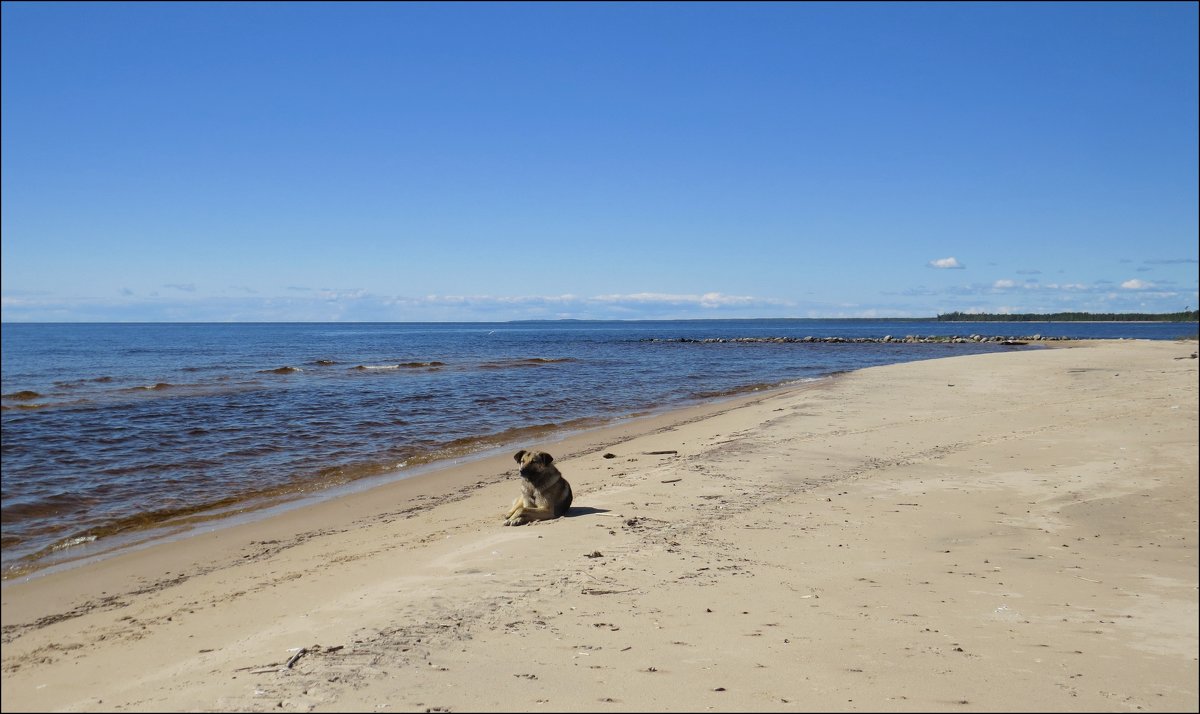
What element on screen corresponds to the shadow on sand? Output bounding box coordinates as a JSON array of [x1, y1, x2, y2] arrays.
[[566, 506, 611, 518]]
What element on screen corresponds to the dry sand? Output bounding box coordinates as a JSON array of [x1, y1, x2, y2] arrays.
[[2, 339, 1197, 713]]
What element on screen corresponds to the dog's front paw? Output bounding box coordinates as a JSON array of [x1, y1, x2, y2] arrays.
[[505, 516, 526, 527]]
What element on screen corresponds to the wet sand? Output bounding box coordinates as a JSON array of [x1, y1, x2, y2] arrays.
[[2, 339, 1197, 712]]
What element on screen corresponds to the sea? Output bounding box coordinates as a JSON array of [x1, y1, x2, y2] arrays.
[[2, 319, 1194, 579]]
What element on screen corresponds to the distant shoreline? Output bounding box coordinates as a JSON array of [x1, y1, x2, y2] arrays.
[[935, 310, 1198, 323]]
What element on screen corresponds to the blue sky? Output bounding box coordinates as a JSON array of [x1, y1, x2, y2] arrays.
[[2, 1, 1197, 322]]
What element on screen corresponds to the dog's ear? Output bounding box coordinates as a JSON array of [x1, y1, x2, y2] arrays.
[[538, 452, 554, 465], [514, 450, 526, 463]]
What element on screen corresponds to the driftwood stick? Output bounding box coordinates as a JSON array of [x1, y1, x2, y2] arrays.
[[233, 663, 281, 672], [285, 647, 309, 669]]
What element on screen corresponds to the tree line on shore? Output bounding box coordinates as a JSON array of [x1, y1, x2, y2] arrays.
[[937, 310, 1199, 322]]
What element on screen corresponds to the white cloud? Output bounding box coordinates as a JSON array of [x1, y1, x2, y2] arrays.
[[1121, 279, 1154, 290], [592, 292, 686, 304], [993, 279, 1016, 289], [928, 257, 965, 269]]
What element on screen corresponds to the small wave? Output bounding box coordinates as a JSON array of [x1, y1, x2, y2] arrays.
[[312, 359, 338, 366], [479, 357, 579, 369], [3, 390, 41, 400], [415, 417, 606, 462], [51, 378, 107, 390], [135, 382, 174, 391], [310, 460, 401, 486], [690, 381, 785, 401], [51, 375, 114, 389], [352, 361, 446, 371], [50, 535, 97, 551], [260, 366, 303, 374], [2, 491, 97, 520]]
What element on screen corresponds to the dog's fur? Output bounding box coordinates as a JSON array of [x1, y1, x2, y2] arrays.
[[504, 449, 573, 526]]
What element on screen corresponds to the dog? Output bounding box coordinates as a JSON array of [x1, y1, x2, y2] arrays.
[[504, 449, 573, 526]]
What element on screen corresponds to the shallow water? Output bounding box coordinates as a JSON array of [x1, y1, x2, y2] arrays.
[[2, 319, 1193, 576]]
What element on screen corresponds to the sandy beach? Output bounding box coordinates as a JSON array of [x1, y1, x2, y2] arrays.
[[2, 338, 1196, 713]]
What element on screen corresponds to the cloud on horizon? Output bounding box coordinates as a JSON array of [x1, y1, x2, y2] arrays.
[[5, 281, 1195, 323], [928, 257, 965, 269], [0, 290, 799, 322], [591, 292, 791, 309], [881, 276, 1196, 315]]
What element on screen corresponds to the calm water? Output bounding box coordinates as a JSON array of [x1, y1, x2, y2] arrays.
[[2, 320, 1193, 577]]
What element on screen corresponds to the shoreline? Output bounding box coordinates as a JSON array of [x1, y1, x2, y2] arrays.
[[0, 336, 1065, 584], [1, 373, 831, 585], [2, 339, 1196, 712]]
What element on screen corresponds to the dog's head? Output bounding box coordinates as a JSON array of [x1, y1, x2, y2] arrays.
[[514, 449, 555, 477]]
